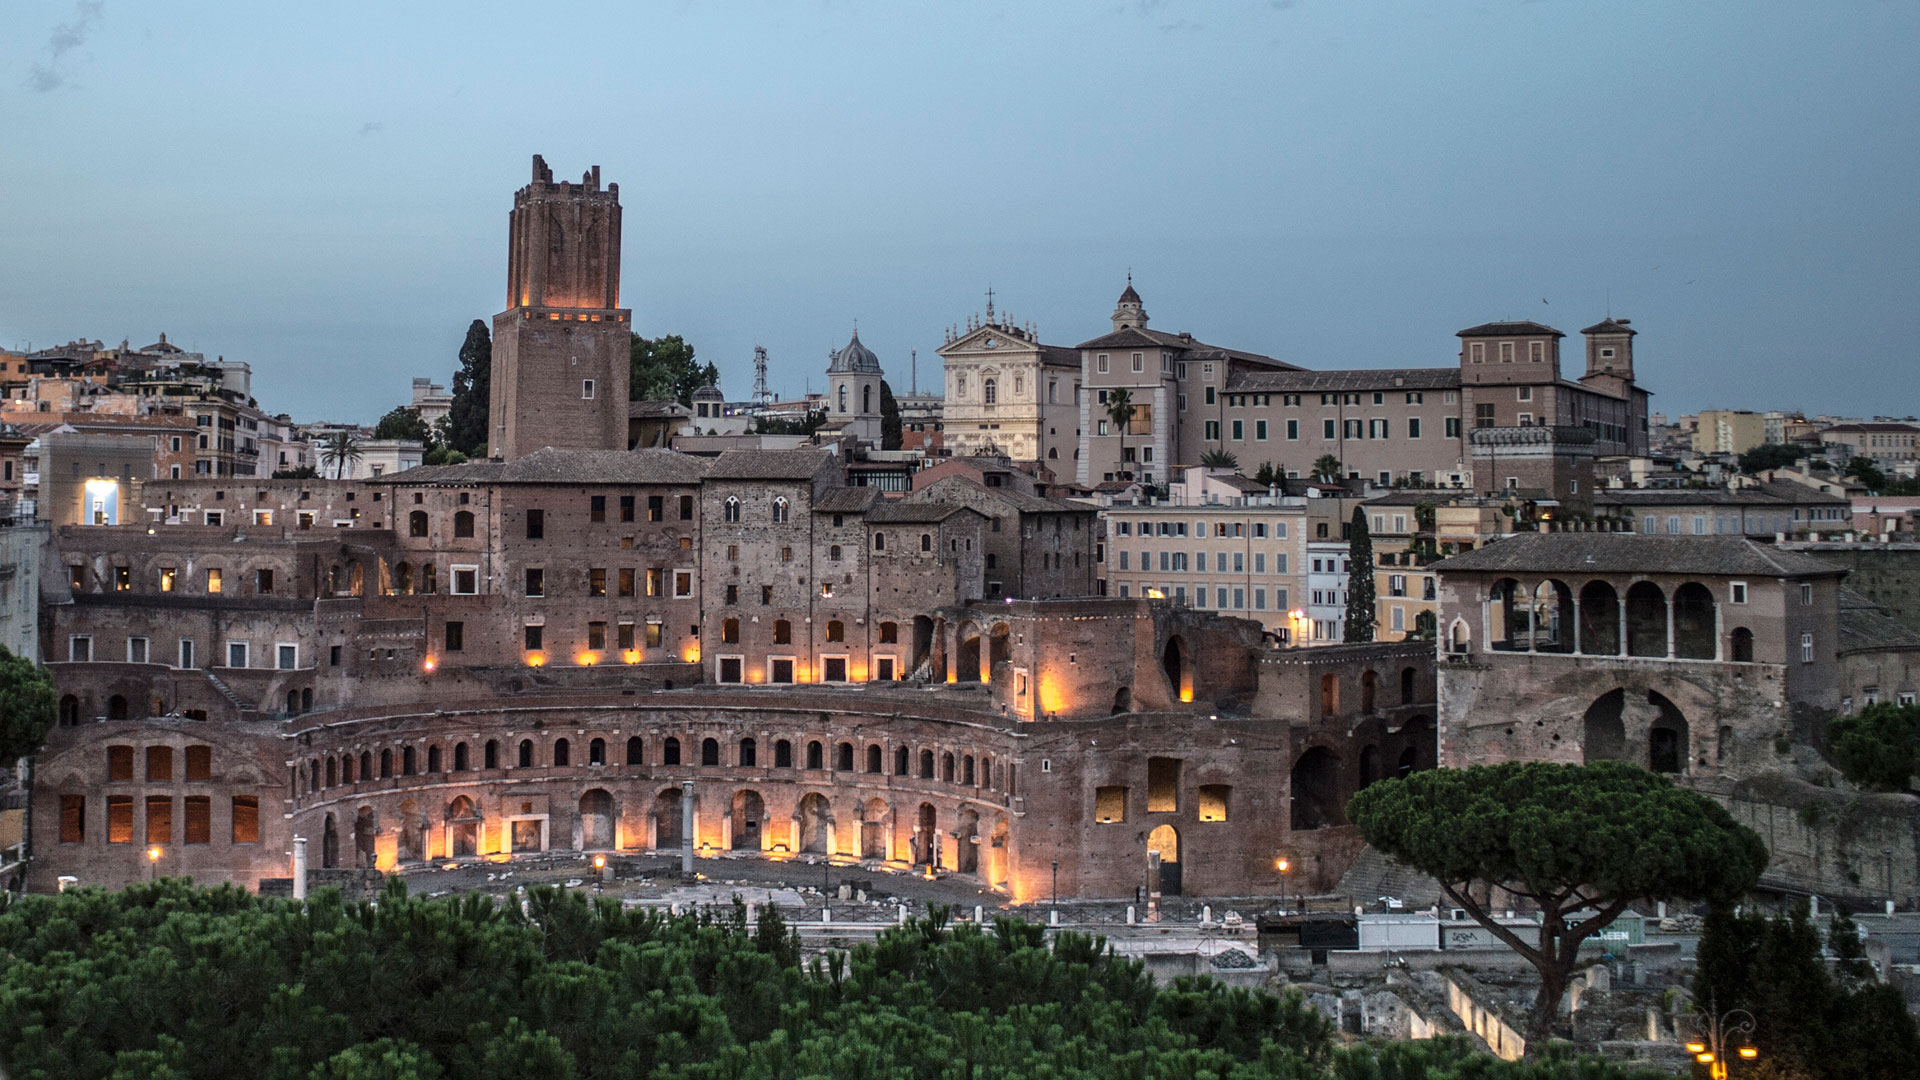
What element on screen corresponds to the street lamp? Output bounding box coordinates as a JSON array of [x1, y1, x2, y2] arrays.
[[1681, 995, 1758, 1080], [1051, 859, 1059, 923], [1276, 856, 1291, 914], [147, 845, 162, 883]]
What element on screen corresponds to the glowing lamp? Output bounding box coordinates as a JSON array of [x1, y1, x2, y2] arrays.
[[1685, 1043, 1706, 1055], [1179, 688, 1193, 703], [592, 854, 607, 869], [1738, 1048, 1758, 1060], [147, 846, 162, 862], [1695, 1052, 1714, 1064], [422, 657, 436, 673], [525, 653, 546, 668], [1289, 609, 1306, 619], [1276, 858, 1290, 873], [576, 652, 598, 666], [622, 650, 640, 664]]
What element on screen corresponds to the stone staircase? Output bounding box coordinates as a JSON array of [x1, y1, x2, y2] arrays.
[[1335, 846, 1446, 910], [199, 669, 250, 716]]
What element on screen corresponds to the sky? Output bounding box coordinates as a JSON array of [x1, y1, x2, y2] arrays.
[[2, 1, 1917, 425]]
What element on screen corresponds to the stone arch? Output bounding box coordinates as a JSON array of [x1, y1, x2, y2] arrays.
[[805, 740, 823, 770], [107, 694, 127, 720], [626, 736, 644, 765], [1319, 673, 1340, 718], [1398, 716, 1433, 776], [359, 750, 372, 780], [796, 792, 833, 855], [1648, 690, 1689, 773], [956, 626, 982, 682], [663, 737, 681, 765], [738, 737, 756, 766], [836, 741, 854, 771], [550, 739, 568, 767], [448, 795, 480, 858], [911, 615, 935, 675], [956, 807, 980, 874], [453, 742, 469, 771], [1148, 824, 1181, 896], [775, 739, 792, 768], [353, 805, 377, 868], [988, 622, 1011, 678], [517, 740, 533, 768], [860, 797, 890, 859], [1449, 617, 1471, 654], [1162, 635, 1192, 702], [731, 789, 765, 850], [1583, 689, 1628, 763], [1625, 582, 1668, 657], [1289, 746, 1344, 830], [1489, 578, 1523, 650], [894, 745, 910, 775], [1673, 582, 1717, 659], [941, 751, 955, 782], [1359, 744, 1380, 789], [1112, 686, 1132, 714], [409, 510, 428, 537], [484, 740, 498, 769], [394, 562, 413, 595], [987, 816, 1010, 888], [651, 787, 683, 850], [920, 749, 935, 778], [322, 813, 339, 868], [396, 798, 422, 863], [59, 694, 79, 726], [578, 789, 614, 850], [866, 744, 883, 773], [913, 802, 937, 866], [1579, 580, 1621, 655], [701, 737, 720, 766], [380, 748, 393, 778], [453, 510, 474, 538], [588, 738, 605, 766], [1532, 580, 1575, 653], [1731, 626, 1754, 663]]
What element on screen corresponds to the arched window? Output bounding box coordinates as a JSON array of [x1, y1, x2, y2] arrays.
[[838, 385, 848, 413], [663, 737, 681, 765], [826, 620, 845, 642], [380, 749, 393, 777], [589, 738, 606, 765], [896, 746, 910, 775], [836, 741, 854, 771], [1731, 627, 1754, 663], [874, 533, 885, 551], [775, 739, 793, 768], [394, 562, 413, 595], [325, 757, 336, 787], [427, 745, 442, 773], [724, 497, 741, 523], [862, 384, 872, 413], [829, 544, 842, 561], [942, 752, 956, 782], [773, 619, 792, 645], [702, 737, 720, 766], [518, 740, 532, 768], [108, 695, 128, 720], [806, 740, 824, 770], [739, 737, 757, 766], [553, 739, 570, 766], [963, 755, 975, 785], [772, 498, 788, 523], [58, 695, 79, 726], [409, 510, 428, 538], [484, 740, 498, 769], [867, 744, 883, 773], [360, 750, 372, 779], [878, 621, 898, 644], [722, 618, 740, 644], [453, 511, 474, 538], [402, 746, 417, 776], [286, 689, 299, 715], [421, 563, 436, 593], [626, 736, 644, 765], [453, 742, 469, 771], [920, 749, 935, 779], [920, 533, 932, 552], [983, 378, 997, 404]]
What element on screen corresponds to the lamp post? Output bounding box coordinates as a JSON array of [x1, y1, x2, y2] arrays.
[[147, 845, 162, 883], [1681, 995, 1758, 1080], [1276, 856, 1291, 915], [1051, 859, 1059, 923]]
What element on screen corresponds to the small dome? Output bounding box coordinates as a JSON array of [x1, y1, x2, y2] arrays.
[[1118, 281, 1142, 305], [828, 329, 882, 374], [692, 384, 724, 401]]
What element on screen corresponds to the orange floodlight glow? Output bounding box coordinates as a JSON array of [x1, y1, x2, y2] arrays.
[[682, 645, 700, 663], [622, 650, 640, 664], [576, 651, 599, 666], [422, 657, 436, 673], [525, 652, 547, 668]]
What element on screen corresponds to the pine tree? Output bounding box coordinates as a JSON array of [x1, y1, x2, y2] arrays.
[[447, 320, 492, 458], [1344, 507, 1375, 642], [879, 380, 902, 451]]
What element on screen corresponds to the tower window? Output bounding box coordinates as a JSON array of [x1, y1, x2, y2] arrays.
[[582, 379, 596, 399]]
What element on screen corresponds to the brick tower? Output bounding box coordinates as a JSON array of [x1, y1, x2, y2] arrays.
[[488, 155, 632, 460]]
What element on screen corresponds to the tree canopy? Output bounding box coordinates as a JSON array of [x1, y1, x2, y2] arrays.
[[0, 878, 1669, 1080], [1348, 761, 1769, 1046], [1827, 702, 1919, 790], [445, 320, 491, 458], [0, 645, 55, 762], [630, 334, 715, 406], [372, 407, 433, 446], [1736, 442, 1806, 476], [1343, 507, 1374, 643], [879, 379, 902, 451]]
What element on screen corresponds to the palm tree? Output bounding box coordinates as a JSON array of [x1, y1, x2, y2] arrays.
[[321, 430, 365, 480], [1106, 388, 1136, 480], [1312, 454, 1343, 483], [1199, 449, 1238, 470]]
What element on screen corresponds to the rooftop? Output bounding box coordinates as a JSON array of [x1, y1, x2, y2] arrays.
[[1226, 368, 1460, 393], [376, 447, 708, 486], [1434, 532, 1847, 577]]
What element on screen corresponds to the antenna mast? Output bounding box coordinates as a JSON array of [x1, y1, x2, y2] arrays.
[[751, 345, 772, 409]]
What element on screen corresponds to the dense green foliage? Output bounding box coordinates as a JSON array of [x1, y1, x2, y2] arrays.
[[1105, 388, 1136, 480], [1736, 443, 1806, 476], [0, 644, 56, 762], [445, 320, 491, 458], [1692, 903, 1920, 1079], [1349, 762, 1769, 1044], [372, 407, 433, 446], [319, 431, 364, 480], [0, 880, 1668, 1080], [1828, 702, 1920, 790], [879, 379, 902, 450], [1344, 507, 1375, 643], [630, 333, 716, 406]]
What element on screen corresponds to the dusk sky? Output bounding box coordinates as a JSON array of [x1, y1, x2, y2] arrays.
[[3, 1, 1916, 425]]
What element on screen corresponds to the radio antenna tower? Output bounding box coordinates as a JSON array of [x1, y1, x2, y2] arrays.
[[751, 345, 772, 408]]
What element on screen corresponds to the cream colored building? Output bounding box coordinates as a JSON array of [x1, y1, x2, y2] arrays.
[[1692, 409, 1768, 455], [936, 300, 1079, 467]]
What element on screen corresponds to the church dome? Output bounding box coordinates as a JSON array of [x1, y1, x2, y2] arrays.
[[692, 384, 724, 401], [828, 329, 882, 374]]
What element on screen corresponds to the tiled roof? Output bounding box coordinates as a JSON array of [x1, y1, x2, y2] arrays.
[[379, 447, 707, 485], [1226, 368, 1460, 393], [1456, 321, 1564, 338], [703, 448, 838, 480], [1434, 532, 1847, 577], [1072, 327, 1297, 369], [1823, 423, 1920, 434], [1837, 588, 1920, 653], [869, 501, 969, 524], [909, 474, 1093, 515], [1580, 319, 1636, 336], [1595, 481, 1849, 507], [813, 487, 882, 513]]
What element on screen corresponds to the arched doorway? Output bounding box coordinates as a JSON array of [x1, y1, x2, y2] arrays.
[[988, 623, 1011, 680], [913, 803, 937, 866], [1398, 717, 1434, 776], [731, 790, 764, 850], [396, 799, 421, 863], [652, 788, 684, 850], [1648, 690, 1689, 773], [956, 629, 982, 682], [578, 789, 614, 850], [1579, 581, 1621, 655], [322, 813, 339, 869], [796, 792, 833, 855], [1583, 690, 1627, 762], [1162, 636, 1190, 702], [1112, 686, 1131, 714], [912, 615, 936, 676], [1148, 824, 1181, 896], [1626, 582, 1668, 657], [861, 797, 890, 859], [987, 817, 1010, 889], [448, 796, 480, 858], [1731, 627, 1754, 662], [956, 808, 979, 874], [1358, 745, 1380, 789], [1289, 747, 1344, 829], [354, 806, 377, 868]]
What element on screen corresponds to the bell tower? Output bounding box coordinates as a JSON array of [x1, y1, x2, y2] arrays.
[[488, 155, 632, 460]]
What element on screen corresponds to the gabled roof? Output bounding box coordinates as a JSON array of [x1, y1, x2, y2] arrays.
[[1227, 368, 1460, 393], [1838, 588, 1920, 654], [908, 473, 1094, 516], [384, 447, 707, 486], [1823, 423, 1920, 434], [1456, 321, 1564, 339], [1580, 319, 1636, 337], [814, 487, 882, 514], [1072, 326, 1297, 369], [1434, 532, 1847, 577], [704, 447, 839, 480], [869, 501, 974, 524]]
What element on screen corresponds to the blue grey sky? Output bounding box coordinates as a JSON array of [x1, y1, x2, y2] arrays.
[[3, 1, 1916, 424]]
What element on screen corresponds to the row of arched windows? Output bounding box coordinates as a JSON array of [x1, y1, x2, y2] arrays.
[[301, 734, 999, 797], [721, 497, 789, 524]]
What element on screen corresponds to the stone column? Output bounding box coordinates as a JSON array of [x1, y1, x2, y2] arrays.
[[1570, 595, 1583, 655], [680, 780, 695, 877], [292, 836, 308, 901], [1665, 596, 1676, 658]]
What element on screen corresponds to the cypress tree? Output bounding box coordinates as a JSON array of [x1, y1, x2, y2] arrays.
[[1344, 507, 1374, 642], [447, 320, 492, 458]]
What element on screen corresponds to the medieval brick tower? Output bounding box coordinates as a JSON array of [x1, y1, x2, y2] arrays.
[[488, 155, 632, 460]]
